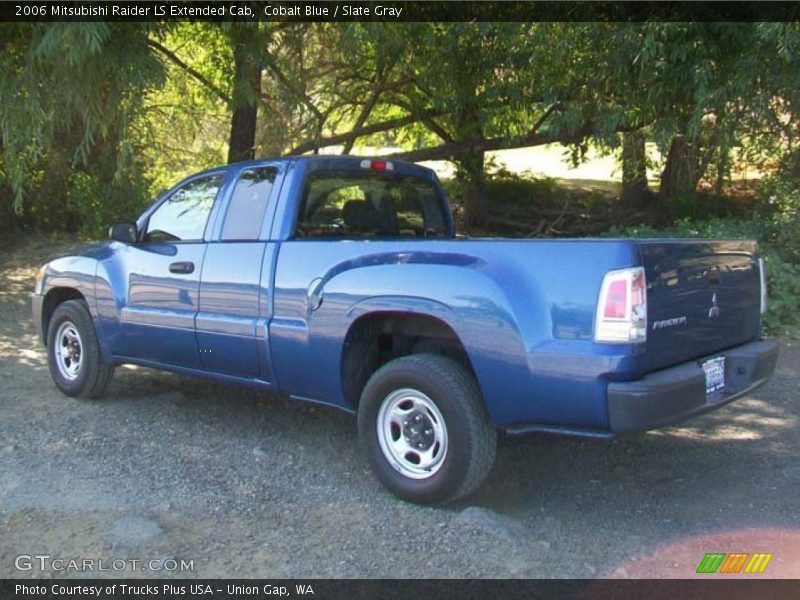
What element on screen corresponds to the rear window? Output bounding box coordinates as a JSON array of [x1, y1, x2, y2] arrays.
[[295, 171, 448, 238]]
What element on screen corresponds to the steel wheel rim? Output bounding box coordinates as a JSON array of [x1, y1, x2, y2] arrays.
[[54, 321, 83, 381], [377, 387, 448, 480]]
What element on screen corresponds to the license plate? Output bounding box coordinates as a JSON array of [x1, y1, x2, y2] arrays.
[[702, 356, 726, 394]]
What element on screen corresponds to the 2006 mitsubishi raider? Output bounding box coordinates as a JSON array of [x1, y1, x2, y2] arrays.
[[32, 156, 778, 504]]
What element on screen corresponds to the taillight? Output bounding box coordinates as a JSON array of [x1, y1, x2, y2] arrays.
[[759, 257, 768, 315], [595, 267, 647, 343]]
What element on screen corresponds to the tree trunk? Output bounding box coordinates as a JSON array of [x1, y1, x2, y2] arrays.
[[620, 130, 649, 205], [455, 94, 488, 227], [460, 149, 488, 227], [659, 135, 701, 205], [227, 26, 262, 164], [228, 105, 258, 164]]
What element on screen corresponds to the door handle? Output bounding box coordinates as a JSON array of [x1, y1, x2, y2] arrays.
[[169, 261, 195, 274]]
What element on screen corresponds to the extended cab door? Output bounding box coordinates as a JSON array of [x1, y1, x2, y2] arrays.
[[195, 163, 284, 381], [120, 172, 225, 369]]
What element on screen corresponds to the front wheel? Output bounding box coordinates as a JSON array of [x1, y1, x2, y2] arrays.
[[46, 299, 114, 398], [357, 354, 496, 505]]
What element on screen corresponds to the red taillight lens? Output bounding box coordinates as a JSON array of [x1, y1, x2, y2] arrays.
[[595, 267, 647, 343], [371, 160, 387, 171], [604, 279, 628, 318]]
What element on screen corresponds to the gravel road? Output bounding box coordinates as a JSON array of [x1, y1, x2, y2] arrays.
[[1, 235, 799, 579]]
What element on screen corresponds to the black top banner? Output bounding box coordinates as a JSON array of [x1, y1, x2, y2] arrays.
[[3, 1, 800, 23]]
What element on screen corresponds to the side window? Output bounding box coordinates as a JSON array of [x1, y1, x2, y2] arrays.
[[145, 175, 223, 242], [221, 167, 277, 241]]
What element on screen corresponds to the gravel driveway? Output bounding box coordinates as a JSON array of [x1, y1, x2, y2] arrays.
[[2, 235, 799, 579]]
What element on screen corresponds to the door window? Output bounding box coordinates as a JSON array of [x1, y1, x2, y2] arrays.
[[144, 175, 224, 242], [221, 167, 278, 241]]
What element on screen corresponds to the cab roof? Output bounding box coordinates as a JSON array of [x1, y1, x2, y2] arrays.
[[195, 155, 436, 181]]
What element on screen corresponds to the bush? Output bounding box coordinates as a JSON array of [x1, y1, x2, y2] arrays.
[[440, 170, 558, 208], [608, 217, 800, 336], [758, 174, 800, 265], [65, 171, 150, 239], [763, 254, 800, 336]]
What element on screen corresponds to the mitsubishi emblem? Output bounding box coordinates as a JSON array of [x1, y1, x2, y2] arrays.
[[708, 293, 720, 318]]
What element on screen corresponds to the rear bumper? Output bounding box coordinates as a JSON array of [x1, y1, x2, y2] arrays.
[[607, 339, 779, 434]]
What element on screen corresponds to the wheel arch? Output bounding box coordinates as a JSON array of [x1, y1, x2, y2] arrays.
[[41, 287, 87, 346], [340, 308, 478, 411]]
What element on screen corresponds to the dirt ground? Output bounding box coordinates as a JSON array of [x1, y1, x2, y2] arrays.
[[1, 234, 799, 579]]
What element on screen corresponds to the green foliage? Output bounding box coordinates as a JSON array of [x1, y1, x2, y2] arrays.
[[0, 20, 799, 257], [482, 170, 559, 206], [763, 254, 800, 336], [442, 169, 557, 208], [64, 174, 105, 236], [65, 172, 149, 239], [608, 218, 769, 245], [0, 23, 164, 205], [135, 25, 229, 193], [0, 22, 167, 234], [758, 174, 800, 265]]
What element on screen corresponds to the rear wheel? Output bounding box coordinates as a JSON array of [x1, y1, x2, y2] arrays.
[[357, 354, 496, 505], [46, 299, 114, 398]]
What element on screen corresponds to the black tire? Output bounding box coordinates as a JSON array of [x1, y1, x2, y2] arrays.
[[357, 354, 496, 505], [46, 299, 114, 398]]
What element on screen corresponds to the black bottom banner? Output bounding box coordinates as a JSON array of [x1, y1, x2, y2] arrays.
[[3, 579, 800, 600]]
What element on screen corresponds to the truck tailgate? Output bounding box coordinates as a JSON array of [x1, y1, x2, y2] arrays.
[[638, 240, 762, 373]]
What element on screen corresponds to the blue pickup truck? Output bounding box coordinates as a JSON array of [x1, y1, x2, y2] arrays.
[[32, 156, 778, 504]]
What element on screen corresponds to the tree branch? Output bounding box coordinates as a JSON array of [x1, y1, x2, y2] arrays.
[[384, 129, 585, 163], [528, 103, 562, 137], [390, 99, 453, 143], [339, 66, 400, 155], [262, 54, 325, 125], [146, 39, 231, 104], [386, 118, 650, 163], [288, 109, 445, 155], [342, 86, 384, 154]]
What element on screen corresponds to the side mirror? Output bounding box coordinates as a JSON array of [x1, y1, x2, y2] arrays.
[[109, 222, 138, 243]]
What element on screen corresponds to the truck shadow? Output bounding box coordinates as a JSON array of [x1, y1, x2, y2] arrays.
[[475, 383, 796, 511]]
